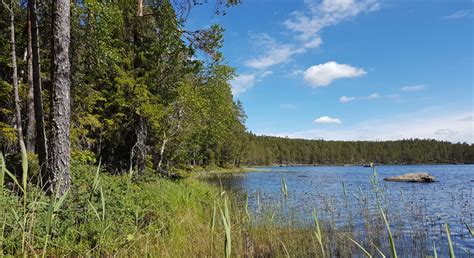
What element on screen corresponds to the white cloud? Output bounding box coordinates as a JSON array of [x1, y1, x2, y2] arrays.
[[314, 116, 342, 124], [303, 61, 366, 87], [401, 84, 427, 92], [290, 69, 304, 76], [246, 0, 378, 71], [435, 129, 458, 136], [365, 93, 380, 99], [340, 93, 392, 102], [442, 10, 470, 19], [245, 0, 379, 72], [340, 96, 356, 102], [260, 70, 273, 78], [303, 36, 323, 48], [459, 115, 473, 122], [280, 104, 296, 110], [230, 74, 256, 96], [246, 46, 300, 69], [259, 110, 474, 143], [284, 0, 380, 43], [245, 34, 305, 70]]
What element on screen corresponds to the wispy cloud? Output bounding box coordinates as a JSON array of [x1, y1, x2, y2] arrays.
[[340, 93, 392, 102], [284, 0, 380, 46], [442, 10, 471, 19], [365, 93, 380, 99], [435, 128, 458, 136], [401, 84, 427, 92], [340, 96, 356, 102], [230, 73, 256, 96], [259, 70, 273, 78], [245, 0, 379, 72], [290, 69, 304, 76], [459, 115, 473, 122], [304, 61, 366, 87], [260, 110, 474, 143], [245, 34, 305, 69], [303, 36, 323, 48], [280, 104, 296, 110], [314, 116, 342, 124]]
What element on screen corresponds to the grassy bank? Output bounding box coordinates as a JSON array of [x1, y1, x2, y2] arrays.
[[0, 158, 315, 256], [178, 165, 256, 176]]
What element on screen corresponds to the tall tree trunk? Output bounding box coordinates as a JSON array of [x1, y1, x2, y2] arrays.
[[26, 8, 36, 152], [157, 133, 168, 169], [3, 0, 23, 147], [29, 0, 48, 181], [137, 0, 143, 17], [49, 0, 71, 196]]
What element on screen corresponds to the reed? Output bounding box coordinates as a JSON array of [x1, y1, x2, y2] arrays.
[[280, 177, 288, 198], [312, 209, 325, 257], [349, 237, 372, 257], [445, 223, 455, 258], [465, 221, 474, 237], [220, 194, 232, 258], [379, 205, 397, 258]]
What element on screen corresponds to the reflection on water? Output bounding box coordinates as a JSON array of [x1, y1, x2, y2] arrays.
[[204, 165, 474, 256]]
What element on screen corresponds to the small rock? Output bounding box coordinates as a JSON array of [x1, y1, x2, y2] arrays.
[[383, 172, 436, 183]]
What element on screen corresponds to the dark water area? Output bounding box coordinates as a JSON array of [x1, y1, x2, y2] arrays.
[[205, 165, 474, 257]]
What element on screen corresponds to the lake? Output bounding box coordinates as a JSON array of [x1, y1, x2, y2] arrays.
[[205, 165, 474, 257]]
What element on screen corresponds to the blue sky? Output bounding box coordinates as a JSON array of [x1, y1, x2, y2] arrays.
[[186, 0, 473, 143]]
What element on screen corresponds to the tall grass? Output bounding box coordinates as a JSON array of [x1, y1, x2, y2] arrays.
[[379, 205, 397, 258], [312, 209, 325, 257], [445, 223, 455, 258], [220, 195, 232, 258], [349, 237, 372, 257], [280, 177, 288, 198]]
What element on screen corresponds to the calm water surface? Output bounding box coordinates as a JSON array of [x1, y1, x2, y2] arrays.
[[206, 165, 474, 256]]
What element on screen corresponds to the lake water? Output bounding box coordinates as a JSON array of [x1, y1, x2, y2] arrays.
[[205, 165, 474, 257]]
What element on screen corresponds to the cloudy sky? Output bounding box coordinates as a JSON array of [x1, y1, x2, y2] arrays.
[[187, 0, 473, 143]]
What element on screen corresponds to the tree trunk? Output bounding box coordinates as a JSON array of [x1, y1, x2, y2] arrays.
[[49, 0, 71, 196], [4, 0, 23, 147], [26, 8, 36, 152], [137, 0, 143, 17], [157, 134, 168, 169], [29, 0, 48, 179]]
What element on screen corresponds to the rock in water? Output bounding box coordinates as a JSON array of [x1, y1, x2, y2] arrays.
[[383, 172, 436, 183]]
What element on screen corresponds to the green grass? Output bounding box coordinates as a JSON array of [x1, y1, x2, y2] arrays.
[[0, 158, 229, 256]]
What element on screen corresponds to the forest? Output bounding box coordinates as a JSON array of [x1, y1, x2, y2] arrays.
[[1, 0, 246, 184], [242, 135, 474, 165]]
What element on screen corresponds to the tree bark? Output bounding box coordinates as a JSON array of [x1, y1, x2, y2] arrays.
[[137, 0, 143, 17], [29, 0, 48, 181], [49, 0, 71, 196], [4, 0, 23, 147], [157, 134, 168, 169], [26, 8, 36, 152]]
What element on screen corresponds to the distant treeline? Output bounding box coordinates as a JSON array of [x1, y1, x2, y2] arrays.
[[239, 135, 474, 165]]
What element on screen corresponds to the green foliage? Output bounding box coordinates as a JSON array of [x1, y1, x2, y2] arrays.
[[65, 0, 247, 172]]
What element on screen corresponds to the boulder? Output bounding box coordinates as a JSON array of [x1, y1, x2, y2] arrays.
[[383, 172, 435, 183]]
